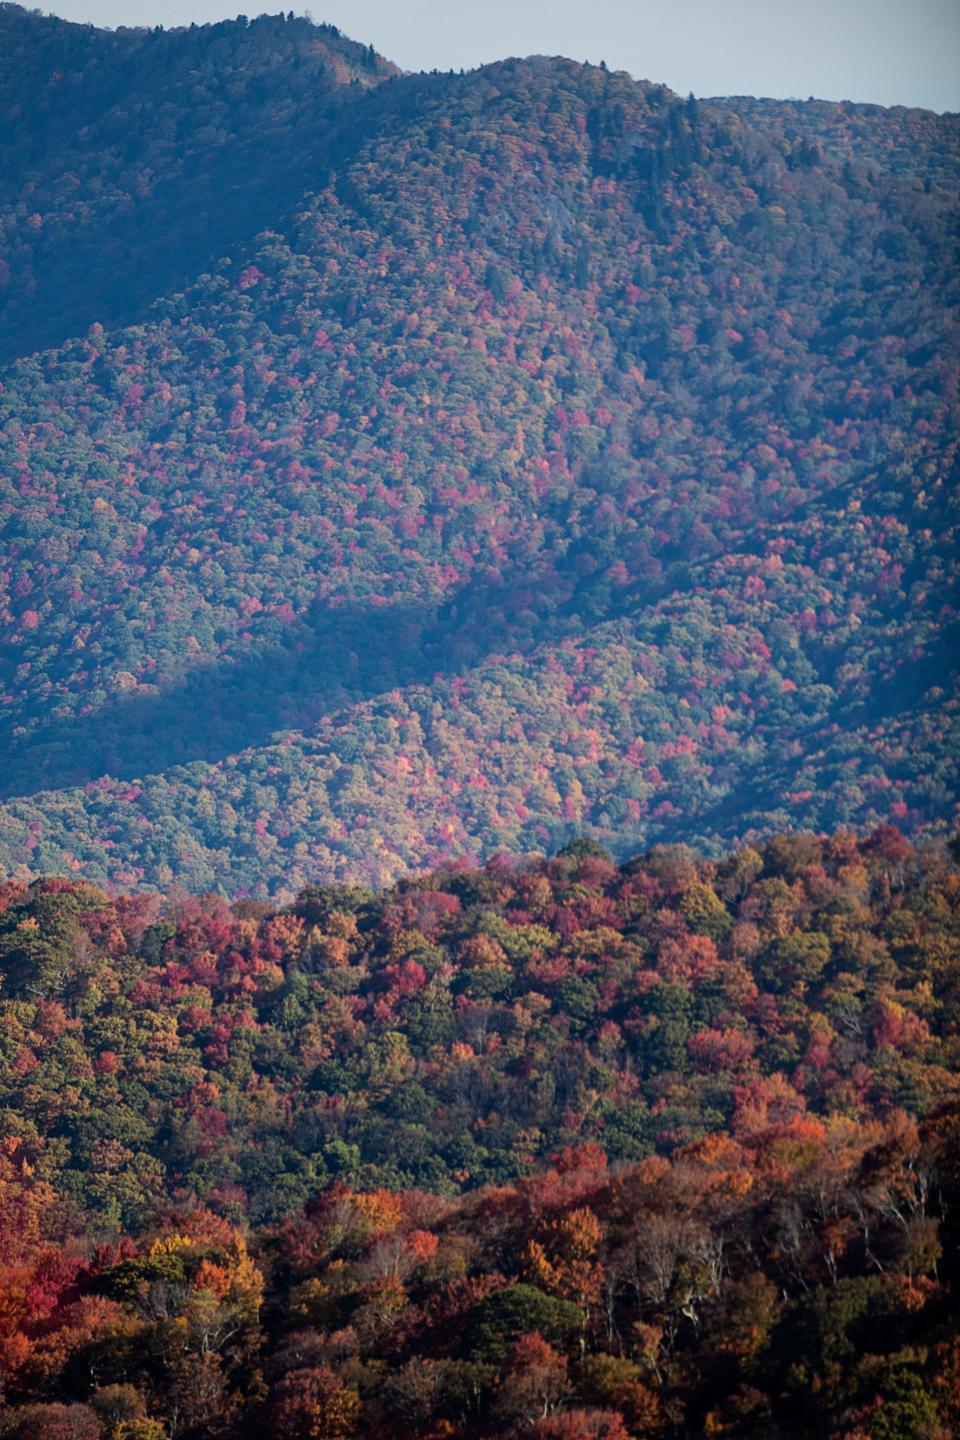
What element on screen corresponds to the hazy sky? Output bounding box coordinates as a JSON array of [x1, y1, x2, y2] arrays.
[[41, 0, 960, 112]]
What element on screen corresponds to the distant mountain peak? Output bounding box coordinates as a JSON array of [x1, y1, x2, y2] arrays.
[[0, 4, 398, 360]]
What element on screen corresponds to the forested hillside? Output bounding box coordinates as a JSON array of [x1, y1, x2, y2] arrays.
[[0, 5, 396, 361], [0, 9, 958, 894], [0, 831, 957, 1436], [3, 11, 960, 1437]]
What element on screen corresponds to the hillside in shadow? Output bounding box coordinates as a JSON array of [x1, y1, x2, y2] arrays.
[[0, 7, 402, 361]]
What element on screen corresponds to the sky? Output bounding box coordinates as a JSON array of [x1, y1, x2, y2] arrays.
[[40, 0, 960, 113]]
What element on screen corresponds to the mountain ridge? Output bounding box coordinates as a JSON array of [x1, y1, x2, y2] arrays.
[[0, 11, 957, 895], [0, 3, 398, 361]]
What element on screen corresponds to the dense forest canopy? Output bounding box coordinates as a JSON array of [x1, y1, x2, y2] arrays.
[[0, 7, 957, 896], [3, 10, 960, 1438], [0, 829, 957, 1437], [0, 5, 396, 360]]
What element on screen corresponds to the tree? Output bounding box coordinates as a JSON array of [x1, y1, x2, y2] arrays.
[[465, 1285, 586, 1364], [493, 1332, 571, 1426], [270, 1366, 362, 1439]]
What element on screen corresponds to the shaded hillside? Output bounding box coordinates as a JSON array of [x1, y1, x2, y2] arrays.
[[0, 20, 958, 894], [0, 832, 957, 1436], [0, 5, 397, 361]]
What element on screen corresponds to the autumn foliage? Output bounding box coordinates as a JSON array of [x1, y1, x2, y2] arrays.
[[1, 9, 959, 1434], [0, 830, 957, 1434], [0, 11, 957, 894]]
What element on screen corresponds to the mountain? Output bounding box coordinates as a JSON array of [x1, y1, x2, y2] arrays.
[[0, 8, 958, 896], [4, 22, 959, 1434], [0, 4, 396, 362], [0, 831, 958, 1437]]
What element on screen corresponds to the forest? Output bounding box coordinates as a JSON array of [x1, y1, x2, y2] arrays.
[[0, 829, 958, 1437], [1, 11, 959, 1432], [0, 7, 958, 895]]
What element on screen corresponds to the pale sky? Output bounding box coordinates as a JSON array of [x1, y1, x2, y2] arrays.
[[39, 0, 960, 112]]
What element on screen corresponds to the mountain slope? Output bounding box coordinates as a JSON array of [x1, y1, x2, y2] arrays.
[[0, 4, 397, 362], [0, 24, 958, 894]]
